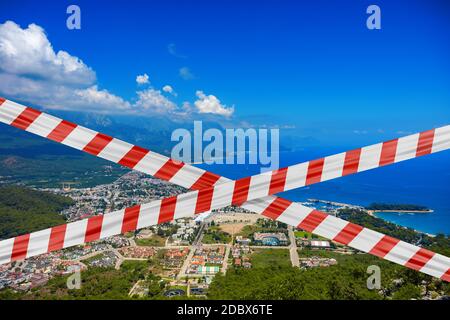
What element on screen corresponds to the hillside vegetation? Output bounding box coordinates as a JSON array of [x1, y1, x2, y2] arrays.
[[0, 186, 73, 239]]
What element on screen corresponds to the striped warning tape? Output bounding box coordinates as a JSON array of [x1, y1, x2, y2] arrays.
[[0, 97, 449, 281], [1, 98, 448, 213]]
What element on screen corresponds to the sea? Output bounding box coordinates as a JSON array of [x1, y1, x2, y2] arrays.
[[197, 147, 450, 235]]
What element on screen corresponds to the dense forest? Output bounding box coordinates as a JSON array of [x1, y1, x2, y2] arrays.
[[207, 210, 450, 300], [208, 252, 450, 300], [0, 186, 74, 239]]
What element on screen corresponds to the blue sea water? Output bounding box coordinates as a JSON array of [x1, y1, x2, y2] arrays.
[[197, 148, 450, 235]]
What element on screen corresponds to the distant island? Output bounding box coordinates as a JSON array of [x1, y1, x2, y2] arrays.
[[365, 203, 432, 213]]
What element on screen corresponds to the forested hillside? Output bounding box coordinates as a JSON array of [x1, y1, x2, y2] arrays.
[[0, 186, 74, 239]]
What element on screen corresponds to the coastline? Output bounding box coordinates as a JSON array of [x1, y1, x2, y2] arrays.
[[367, 209, 434, 214], [307, 198, 438, 237], [200, 151, 450, 236], [371, 212, 437, 237]]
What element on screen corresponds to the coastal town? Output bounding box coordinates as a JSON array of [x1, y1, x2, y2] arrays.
[[0, 171, 446, 299]]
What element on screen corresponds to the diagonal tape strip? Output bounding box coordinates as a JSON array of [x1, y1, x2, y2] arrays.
[[0, 98, 449, 281]]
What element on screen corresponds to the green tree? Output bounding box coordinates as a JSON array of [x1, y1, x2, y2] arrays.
[[392, 283, 421, 300]]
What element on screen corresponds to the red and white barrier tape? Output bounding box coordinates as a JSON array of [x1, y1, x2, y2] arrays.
[[0, 98, 449, 281], [1, 98, 448, 198]]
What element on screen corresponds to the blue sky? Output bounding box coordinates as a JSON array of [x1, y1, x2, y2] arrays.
[[1, 0, 450, 145]]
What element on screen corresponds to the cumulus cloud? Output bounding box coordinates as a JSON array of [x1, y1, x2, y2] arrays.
[[162, 84, 176, 96], [0, 21, 95, 86], [179, 67, 195, 80], [74, 86, 131, 110], [194, 91, 234, 117], [136, 73, 150, 85], [134, 88, 177, 114], [0, 21, 235, 118], [0, 21, 130, 113], [0, 72, 130, 112]]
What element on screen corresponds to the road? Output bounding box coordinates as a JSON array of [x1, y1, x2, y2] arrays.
[[177, 222, 235, 279], [177, 246, 195, 279], [193, 222, 206, 245], [288, 226, 299, 267], [221, 244, 231, 275], [71, 248, 109, 262], [128, 279, 143, 296], [112, 248, 124, 269], [177, 223, 205, 279]]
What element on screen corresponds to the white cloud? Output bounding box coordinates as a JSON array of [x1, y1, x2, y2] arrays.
[[194, 91, 234, 117], [0, 72, 130, 112], [0, 21, 129, 113], [179, 67, 195, 80], [0, 21, 235, 118], [162, 84, 176, 96], [0, 21, 95, 86], [74, 86, 131, 110], [134, 88, 177, 114], [136, 73, 150, 85]]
